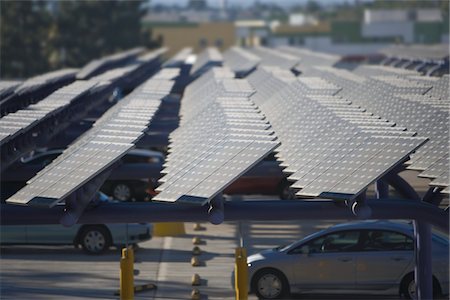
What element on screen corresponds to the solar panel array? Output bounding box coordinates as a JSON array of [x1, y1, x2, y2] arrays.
[[190, 47, 223, 76], [0, 48, 167, 171], [0, 80, 99, 147], [4, 45, 447, 211], [0, 80, 22, 100], [6, 71, 174, 207], [249, 46, 300, 70], [278, 46, 340, 71], [246, 67, 427, 200], [163, 47, 193, 68], [76, 47, 145, 80], [292, 62, 448, 194], [153, 67, 279, 205], [0, 69, 78, 116], [380, 44, 449, 62], [223, 46, 261, 77]]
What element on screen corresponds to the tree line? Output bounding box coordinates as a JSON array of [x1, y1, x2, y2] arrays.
[[1, 0, 158, 79]]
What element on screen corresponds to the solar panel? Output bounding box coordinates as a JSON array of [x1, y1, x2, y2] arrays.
[[246, 66, 429, 200], [76, 47, 145, 80], [0, 69, 78, 116], [277, 46, 340, 71], [153, 67, 280, 205], [190, 47, 223, 76], [301, 62, 448, 193], [249, 46, 300, 70], [223, 47, 260, 77], [6, 68, 173, 207], [163, 47, 193, 68], [0, 80, 22, 100]]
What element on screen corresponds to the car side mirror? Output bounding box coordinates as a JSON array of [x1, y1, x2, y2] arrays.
[[301, 246, 310, 256]]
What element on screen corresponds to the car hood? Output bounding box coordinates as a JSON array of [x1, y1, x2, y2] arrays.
[[247, 248, 280, 264]]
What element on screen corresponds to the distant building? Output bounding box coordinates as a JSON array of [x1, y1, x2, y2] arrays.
[[288, 13, 318, 26], [147, 22, 235, 57], [362, 8, 447, 44], [235, 20, 269, 47]]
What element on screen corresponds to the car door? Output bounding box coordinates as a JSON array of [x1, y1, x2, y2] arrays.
[[289, 230, 360, 291], [355, 230, 414, 291], [0, 225, 27, 244], [26, 224, 79, 245]]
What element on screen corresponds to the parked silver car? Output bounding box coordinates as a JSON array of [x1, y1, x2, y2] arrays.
[[0, 195, 152, 254], [246, 220, 449, 299]]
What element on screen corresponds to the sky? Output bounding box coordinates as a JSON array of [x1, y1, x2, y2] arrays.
[[150, 0, 373, 8]]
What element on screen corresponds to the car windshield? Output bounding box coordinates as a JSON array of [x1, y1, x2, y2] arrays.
[[278, 231, 323, 252], [272, 245, 287, 251], [432, 232, 449, 245]]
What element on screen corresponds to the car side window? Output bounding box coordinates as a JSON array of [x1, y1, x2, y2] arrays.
[[361, 230, 414, 251], [292, 230, 360, 254]]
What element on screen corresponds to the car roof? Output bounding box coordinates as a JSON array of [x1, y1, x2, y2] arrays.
[[327, 220, 413, 233], [325, 220, 413, 233]]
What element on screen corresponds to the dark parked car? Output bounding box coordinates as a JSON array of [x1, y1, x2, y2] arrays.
[[224, 153, 294, 199], [1, 148, 164, 202]]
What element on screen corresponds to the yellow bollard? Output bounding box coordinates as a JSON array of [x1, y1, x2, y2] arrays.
[[153, 222, 186, 236], [235, 247, 248, 300], [120, 247, 134, 300]]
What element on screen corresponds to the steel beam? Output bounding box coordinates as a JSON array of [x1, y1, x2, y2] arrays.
[[1, 199, 448, 232]]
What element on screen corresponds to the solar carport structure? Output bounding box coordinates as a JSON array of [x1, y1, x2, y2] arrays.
[[2, 45, 449, 299]]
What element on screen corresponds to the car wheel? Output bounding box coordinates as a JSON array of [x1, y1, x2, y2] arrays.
[[401, 274, 416, 300], [80, 226, 111, 254], [252, 268, 290, 299], [279, 181, 295, 200], [112, 182, 133, 201], [400, 273, 441, 299]]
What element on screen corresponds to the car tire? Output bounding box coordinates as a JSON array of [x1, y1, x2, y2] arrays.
[[400, 273, 442, 299], [279, 181, 295, 200], [79, 226, 111, 254], [252, 268, 290, 299], [112, 182, 133, 201]]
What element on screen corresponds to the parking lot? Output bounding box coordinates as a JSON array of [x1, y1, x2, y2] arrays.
[[1, 217, 421, 300]]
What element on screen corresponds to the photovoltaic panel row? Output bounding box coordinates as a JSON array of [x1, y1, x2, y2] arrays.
[[0, 47, 168, 171], [0, 69, 78, 116], [0, 81, 22, 100], [6, 71, 174, 207], [190, 47, 223, 76], [0, 64, 140, 149], [223, 46, 261, 77], [277, 46, 340, 72], [247, 67, 427, 200], [163, 47, 193, 68], [0, 80, 99, 147], [249, 46, 300, 70], [76, 47, 145, 80], [380, 44, 449, 62], [304, 64, 448, 193], [153, 67, 279, 205]]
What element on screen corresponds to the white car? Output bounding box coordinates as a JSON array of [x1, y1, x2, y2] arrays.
[[246, 220, 449, 299]]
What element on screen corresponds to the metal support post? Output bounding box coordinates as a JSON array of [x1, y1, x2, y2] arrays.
[[422, 187, 445, 207], [385, 172, 420, 201], [120, 247, 134, 300], [375, 179, 389, 199], [351, 191, 372, 219], [413, 220, 433, 300], [208, 194, 224, 225], [235, 247, 248, 300]]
